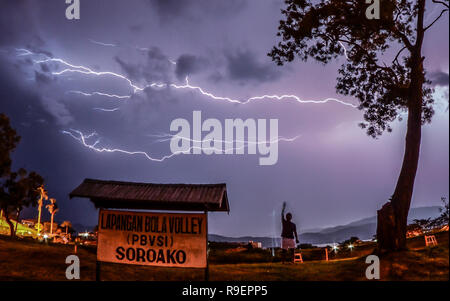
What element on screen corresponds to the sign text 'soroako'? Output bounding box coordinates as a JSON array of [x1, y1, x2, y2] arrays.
[[97, 209, 207, 268]]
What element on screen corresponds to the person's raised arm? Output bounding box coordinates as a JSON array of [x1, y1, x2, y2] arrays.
[[281, 202, 286, 222]]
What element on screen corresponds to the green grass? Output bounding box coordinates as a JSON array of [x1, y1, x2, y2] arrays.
[[0, 216, 37, 238], [0, 231, 448, 281]]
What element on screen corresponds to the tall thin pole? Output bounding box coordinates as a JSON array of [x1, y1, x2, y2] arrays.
[[36, 186, 48, 237], [37, 197, 43, 236], [50, 213, 54, 235], [96, 209, 102, 281], [204, 209, 209, 281]]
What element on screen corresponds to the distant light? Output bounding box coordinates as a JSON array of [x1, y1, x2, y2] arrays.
[[348, 244, 354, 249], [43, 234, 48, 239], [332, 244, 339, 251]]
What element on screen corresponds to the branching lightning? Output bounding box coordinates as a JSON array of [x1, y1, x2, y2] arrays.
[[67, 90, 131, 100], [16, 48, 355, 163], [63, 129, 301, 162], [89, 39, 117, 47], [93, 107, 120, 112], [150, 133, 301, 145], [338, 41, 349, 60], [16, 48, 33, 56], [23, 49, 357, 108], [171, 78, 358, 107]]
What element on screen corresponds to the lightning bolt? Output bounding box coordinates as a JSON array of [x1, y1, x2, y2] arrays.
[[16, 48, 33, 56], [63, 129, 300, 162], [67, 90, 131, 100], [338, 41, 349, 60], [151, 133, 301, 145], [34, 57, 148, 93], [89, 39, 117, 47], [170, 78, 357, 107], [62, 129, 185, 162], [93, 107, 120, 112], [25, 49, 357, 108], [16, 48, 355, 163]]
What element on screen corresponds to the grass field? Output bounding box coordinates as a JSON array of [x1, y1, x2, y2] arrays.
[[0, 217, 37, 238], [0, 231, 447, 281]]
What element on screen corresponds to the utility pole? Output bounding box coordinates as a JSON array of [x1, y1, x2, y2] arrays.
[[36, 186, 48, 236]]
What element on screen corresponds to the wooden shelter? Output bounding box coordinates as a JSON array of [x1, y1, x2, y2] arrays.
[[69, 178, 230, 280], [69, 178, 230, 212]]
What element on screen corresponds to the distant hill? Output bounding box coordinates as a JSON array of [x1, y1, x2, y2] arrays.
[[209, 206, 442, 247]]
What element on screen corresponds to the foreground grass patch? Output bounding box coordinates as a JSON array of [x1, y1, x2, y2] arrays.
[[0, 232, 447, 281]]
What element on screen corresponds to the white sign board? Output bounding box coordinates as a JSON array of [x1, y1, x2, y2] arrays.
[[97, 209, 207, 268]]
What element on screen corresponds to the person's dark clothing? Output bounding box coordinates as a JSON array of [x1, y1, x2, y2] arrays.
[[281, 218, 297, 239]]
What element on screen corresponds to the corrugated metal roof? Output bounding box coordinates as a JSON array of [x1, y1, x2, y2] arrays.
[[69, 179, 229, 212]]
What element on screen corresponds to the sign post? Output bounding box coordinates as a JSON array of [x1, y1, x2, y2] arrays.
[[70, 179, 230, 281], [204, 210, 209, 281]]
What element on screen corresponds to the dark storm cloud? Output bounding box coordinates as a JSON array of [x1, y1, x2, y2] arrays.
[[25, 45, 53, 58], [34, 71, 52, 85], [430, 71, 449, 87], [0, 58, 48, 124], [40, 97, 73, 126], [114, 47, 173, 83], [148, 0, 246, 22], [0, 56, 98, 226], [0, 0, 46, 50], [175, 54, 209, 80], [225, 49, 283, 84], [114, 57, 141, 80], [39, 63, 50, 73]]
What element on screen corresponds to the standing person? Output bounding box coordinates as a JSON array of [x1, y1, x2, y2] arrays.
[[281, 202, 299, 263]]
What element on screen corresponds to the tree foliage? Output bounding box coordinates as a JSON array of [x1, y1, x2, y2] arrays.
[[431, 197, 449, 227], [0, 114, 21, 177], [269, 0, 448, 137], [0, 113, 44, 237]]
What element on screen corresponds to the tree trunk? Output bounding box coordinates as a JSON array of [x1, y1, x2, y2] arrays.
[[377, 97, 422, 252], [4, 213, 15, 238], [50, 213, 55, 235], [376, 0, 426, 254], [14, 209, 21, 236]]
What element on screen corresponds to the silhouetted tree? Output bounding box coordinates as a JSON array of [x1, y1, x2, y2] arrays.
[[412, 218, 432, 231], [46, 198, 59, 235], [61, 220, 73, 234], [431, 197, 449, 227], [0, 114, 20, 179], [0, 113, 44, 237], [269, 0, 449, 252], [1, 169, 44, 237]]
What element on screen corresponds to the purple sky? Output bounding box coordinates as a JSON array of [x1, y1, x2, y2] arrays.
[[0, 0, 448, 237]]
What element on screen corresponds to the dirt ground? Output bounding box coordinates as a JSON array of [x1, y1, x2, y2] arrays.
[[0, 231, 447, 281]]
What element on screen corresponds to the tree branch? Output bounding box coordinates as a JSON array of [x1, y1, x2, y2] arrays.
[[393, 46, 407, 65], [338, 39, 400, 83], [432, 0, 449, 9], [424, 9, 449, 31], [391, 26, 414, 51]]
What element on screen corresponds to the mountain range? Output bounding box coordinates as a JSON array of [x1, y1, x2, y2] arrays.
[[208, 206, 442, 247]]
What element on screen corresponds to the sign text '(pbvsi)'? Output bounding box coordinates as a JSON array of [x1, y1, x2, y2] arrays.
[[100, 212, 204, 234]]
